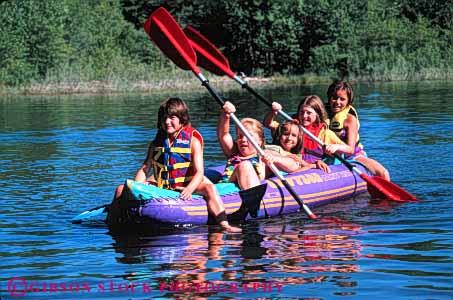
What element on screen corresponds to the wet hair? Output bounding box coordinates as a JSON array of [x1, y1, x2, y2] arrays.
[[272, 121, 303, 154], [157, 97, 190, 131], [297, 95, 328, 126], [238, 117, 265, 148], [327, 80, 354, 105]]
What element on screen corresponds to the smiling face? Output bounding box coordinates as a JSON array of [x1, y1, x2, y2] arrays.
[[299, 106, 319, 127], [157, 97, 190, 136], [296, 95, 327, 128], [329, 89, 349, 113], [279, 123, 301, 152], [163, 114, 183, 138]]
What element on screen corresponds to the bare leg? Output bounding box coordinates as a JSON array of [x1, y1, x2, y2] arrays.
[[114, 184, 124, 200], [230, 161, 261, 190], [195, 178, 242, 233], [355, 156, 390, 181]]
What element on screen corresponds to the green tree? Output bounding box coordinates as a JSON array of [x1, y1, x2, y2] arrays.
[[221, 0, 304, 75], [1, 0, 452, 87], [399, 0, 453, 30], [301, 0, 367, 77], [0, 0, 69, 85], [61, 0, 174, 80]]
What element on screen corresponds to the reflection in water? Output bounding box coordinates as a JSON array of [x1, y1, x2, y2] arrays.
[[110, 217, 362, 299]]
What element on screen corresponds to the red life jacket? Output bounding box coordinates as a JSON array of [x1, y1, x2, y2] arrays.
[[301, 123, 324, 163], [152, 126, 203, 189]]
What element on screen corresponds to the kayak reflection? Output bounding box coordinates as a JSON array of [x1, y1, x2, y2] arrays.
[[109, 217, 362, 299]]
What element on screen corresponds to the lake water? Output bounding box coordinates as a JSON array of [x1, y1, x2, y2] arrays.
[[0, 81, 452, 300]]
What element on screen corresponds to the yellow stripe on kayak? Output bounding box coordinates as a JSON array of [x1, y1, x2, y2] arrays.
[[182, 181, 367, 216], [260, 184, 368, 209], [263, 182, 367, 205], [186, 206, 238, 216], [181, 201, 242, 212]]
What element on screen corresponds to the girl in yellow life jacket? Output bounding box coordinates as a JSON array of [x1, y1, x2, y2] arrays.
[[218, 101, 301, 190], [326, 80, 390, 180], [110, 97, 241, 233]]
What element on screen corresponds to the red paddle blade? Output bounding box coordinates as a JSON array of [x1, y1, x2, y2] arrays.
[[144, 7, 197, 71], [360, 174, 418, 202], [183, 26, 235, 78]]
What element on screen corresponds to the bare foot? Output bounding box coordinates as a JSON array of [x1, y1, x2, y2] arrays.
[[219, 221, 242, 233]]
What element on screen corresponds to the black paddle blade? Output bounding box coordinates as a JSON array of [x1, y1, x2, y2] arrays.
[[240, 183, 267, 218], [184, 26, 232, 76], [144, 7, 196, 71]]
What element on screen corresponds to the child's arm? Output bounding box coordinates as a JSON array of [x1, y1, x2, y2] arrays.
[[217, 101, 236, 158], [178, 136, 204, 200], [262, 102, 282, 132], [323, 129, 353, 156], [313, 160, 331, 173], [134, 143, 155, 183], [262, 150, 301, 173], [325, 143, 353, 156], [296, 159, 331, 173]]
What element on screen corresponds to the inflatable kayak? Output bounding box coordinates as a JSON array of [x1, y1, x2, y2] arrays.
[[106, 163, 369, 226]]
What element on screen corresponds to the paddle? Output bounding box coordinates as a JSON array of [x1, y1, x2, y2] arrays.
[[182, 25, 418, 202], [71, 204, 109, 223], [183, 25, 272, 105], [144, 7, 317, 219]]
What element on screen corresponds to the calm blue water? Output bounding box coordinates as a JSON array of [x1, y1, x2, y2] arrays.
[[0, 81, 452, 300]]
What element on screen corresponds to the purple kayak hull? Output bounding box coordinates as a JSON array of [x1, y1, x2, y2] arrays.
[[107, 164, 368, 226]]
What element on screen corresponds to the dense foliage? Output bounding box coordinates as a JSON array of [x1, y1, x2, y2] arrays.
[[1, 0, 452, 86]]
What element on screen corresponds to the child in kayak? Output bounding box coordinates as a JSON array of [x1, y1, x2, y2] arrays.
[[218, 101, 300, 189], [326, 80, 390, 180], [263, 95, 352, 172], [268, 120, 330, 173], [109, 97, 241, 233]]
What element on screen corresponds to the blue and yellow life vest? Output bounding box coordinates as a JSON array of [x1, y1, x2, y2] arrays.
[[152, 126, 203, 190]]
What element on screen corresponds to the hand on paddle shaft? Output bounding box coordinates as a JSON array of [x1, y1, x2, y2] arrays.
[[144, 7, 317, 219], [183, 25, 418, 203]]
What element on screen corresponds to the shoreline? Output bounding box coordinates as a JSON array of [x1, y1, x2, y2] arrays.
[[0, 75, 321, 96], [1, 73, 452, 96]]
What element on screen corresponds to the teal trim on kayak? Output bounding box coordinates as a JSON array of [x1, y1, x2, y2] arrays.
[[127, 179, 241, 201]]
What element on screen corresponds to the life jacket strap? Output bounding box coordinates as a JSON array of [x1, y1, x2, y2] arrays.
[[154, 146, 192, 154], [158, 176, 193, 189], [154, 161, 192, 171]]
